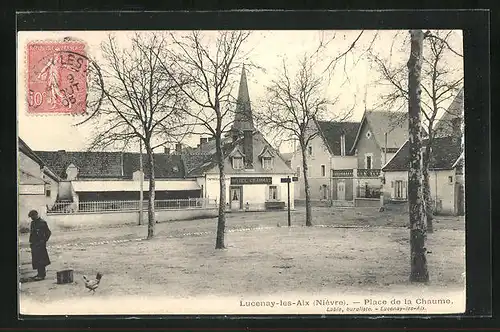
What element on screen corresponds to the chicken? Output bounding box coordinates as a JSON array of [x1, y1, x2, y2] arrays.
[[83, 272, 103, 294]]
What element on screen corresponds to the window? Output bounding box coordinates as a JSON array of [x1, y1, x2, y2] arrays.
[[321, 165, 326, 177], [395, 180, 405, 199], [232, 157, 244, 169], [448, 176, 453, 184], [365, 154, 373, 169], [45, 189, 51, 197], [296, 166, 301, 177], [172, 166, 179, 172], [308, 146, 313, 156], [262, 157, 273, 170], [366, 130, 372, 139], [269, 186, 278, 200]]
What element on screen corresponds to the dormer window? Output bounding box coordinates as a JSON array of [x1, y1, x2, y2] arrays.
[[65, 163, 78, 180], [232, 157, 244, 169], [229, 147, 245, 170], [258, 146, 274, 171], [262, 157, 273, 170], [340, 134, 346, 156]]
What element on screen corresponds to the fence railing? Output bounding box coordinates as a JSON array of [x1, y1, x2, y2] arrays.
[[47, 198, 216, 214], [356, 185, 382, 199], [332, 169, 353, 177], [357, 168, 381, 178]]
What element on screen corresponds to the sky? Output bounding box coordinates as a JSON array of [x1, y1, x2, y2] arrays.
[[17, 30, 463, 153]]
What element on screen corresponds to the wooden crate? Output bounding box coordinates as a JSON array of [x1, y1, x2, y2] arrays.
[[56, 269, 74, 284]]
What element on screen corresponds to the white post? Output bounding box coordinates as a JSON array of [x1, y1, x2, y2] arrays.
[[384, 132, 388, 166], [139, 139, 144, 225]]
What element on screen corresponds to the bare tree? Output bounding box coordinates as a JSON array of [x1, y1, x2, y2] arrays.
[[256, 55, 350, 227], [370, 30, 463, 233], [407, 29, 429, 282], [158, 31, 251, 249], [77, 33, 189, 239]]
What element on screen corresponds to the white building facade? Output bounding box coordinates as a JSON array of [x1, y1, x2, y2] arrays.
[[182, 66, 296, 211], [382, 136, 464, 216]]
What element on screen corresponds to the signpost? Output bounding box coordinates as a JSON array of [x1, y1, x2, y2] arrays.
[[281, 176, 298, 227]]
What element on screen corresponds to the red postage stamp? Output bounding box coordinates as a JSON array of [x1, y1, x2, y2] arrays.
[[26, 41, 88, 114]]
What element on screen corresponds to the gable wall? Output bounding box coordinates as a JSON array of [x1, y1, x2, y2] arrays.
[[355, 121, 382, 169], [290, 121, 333, 200]]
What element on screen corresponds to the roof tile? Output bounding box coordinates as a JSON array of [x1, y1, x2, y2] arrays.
[[316, 121, 360, 155], [382, 136, 462, 171]]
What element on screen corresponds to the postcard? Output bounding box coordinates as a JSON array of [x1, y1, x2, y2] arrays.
[[17, 28, 465, 316]]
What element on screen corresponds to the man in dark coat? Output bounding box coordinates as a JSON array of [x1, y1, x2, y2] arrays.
[[28, 210, 51, 281]]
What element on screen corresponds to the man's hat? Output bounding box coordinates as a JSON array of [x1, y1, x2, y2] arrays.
[[28, 210, 38, 218]]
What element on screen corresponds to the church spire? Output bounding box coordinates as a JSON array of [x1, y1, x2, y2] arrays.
[[231, 64, 254, 133]]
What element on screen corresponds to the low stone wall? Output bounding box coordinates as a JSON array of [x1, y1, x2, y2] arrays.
[[294, 199, 332, 208], [44, 208, 218, 230], [383, 200, 458, 216]]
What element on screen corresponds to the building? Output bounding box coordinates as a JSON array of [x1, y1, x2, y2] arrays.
[[20, 66, 295, 216], [33, 150, 201, 212], [290, 110, 410, 207], [434, 87, 464, 138], [290, 119, 360, 202], [181, 66, 296, 211], [381, 135, 464, 215], [18, 138, 60, 223]]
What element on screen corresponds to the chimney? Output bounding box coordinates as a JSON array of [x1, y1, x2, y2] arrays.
[[200, 137, 208, 145], [164, 147, 170, 154], [340, 133, 346, 156], [175, 143, 182, 154], [57, 149, 66, 153], [243, 130, 253, 169]]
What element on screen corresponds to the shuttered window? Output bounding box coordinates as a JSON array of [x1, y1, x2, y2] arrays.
[[395, 180, 404, 199]]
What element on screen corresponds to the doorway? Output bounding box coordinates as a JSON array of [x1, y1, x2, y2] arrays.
[[337, 181, 345, 201], [230, 186, 243, 210], [456, 183, 465, 216]]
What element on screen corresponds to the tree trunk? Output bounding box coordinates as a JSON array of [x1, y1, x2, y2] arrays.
[[215, 135, 227, 249], [145, 144, 156, 240], [300, 145, 312, 226], [407, 29, 429, 283], [422, 143, 434, 233]]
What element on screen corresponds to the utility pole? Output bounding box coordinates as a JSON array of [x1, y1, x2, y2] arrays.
[[139, 139, 144, 225], [287, 175, 291, 227]]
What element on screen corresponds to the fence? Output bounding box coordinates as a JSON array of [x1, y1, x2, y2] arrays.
[[357, 169, 381, 178], [47, 198, 215, 214], [356, 184, 381, 199], [332, 169, 353, 177]]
